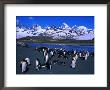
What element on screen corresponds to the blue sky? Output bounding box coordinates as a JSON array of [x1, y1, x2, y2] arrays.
[[16, 16, 94, 29]]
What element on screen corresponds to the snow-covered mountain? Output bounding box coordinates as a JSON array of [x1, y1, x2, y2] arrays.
[[16, 23, 94, 40]]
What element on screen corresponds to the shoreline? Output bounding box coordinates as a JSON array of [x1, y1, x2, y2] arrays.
[[27, 42, 94, 46], [17, 40, 94, 46]]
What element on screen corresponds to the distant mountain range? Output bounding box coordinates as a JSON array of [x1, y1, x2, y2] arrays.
[[16, 22, 94, 40]]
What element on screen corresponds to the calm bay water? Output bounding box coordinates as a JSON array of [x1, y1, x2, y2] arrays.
[[26, 43, 94, 52]]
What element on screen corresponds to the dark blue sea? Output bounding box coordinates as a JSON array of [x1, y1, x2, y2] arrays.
[[26, 43, 94, 52]]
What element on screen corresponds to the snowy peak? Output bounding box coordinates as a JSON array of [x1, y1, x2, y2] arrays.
[[62, 23, 71, 29], [16, 23, 94, 40]]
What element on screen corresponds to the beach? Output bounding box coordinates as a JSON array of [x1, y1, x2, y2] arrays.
[[16, 45, 94, 74]]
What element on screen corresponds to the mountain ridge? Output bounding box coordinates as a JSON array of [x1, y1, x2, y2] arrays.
[[16, 22, 94, 40]]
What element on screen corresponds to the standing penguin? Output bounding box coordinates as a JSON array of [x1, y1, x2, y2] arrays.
[[20, 59, 27, 73], [25, 58, 31, 65], [87, 51, 89, 57], [71, 59, 76, 68], [45, 53, 49, 63], [36, 59, 40, 71], [46, 59, 52, 70], [43, 50, 47, 57], [84, 53, 88, 60]]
